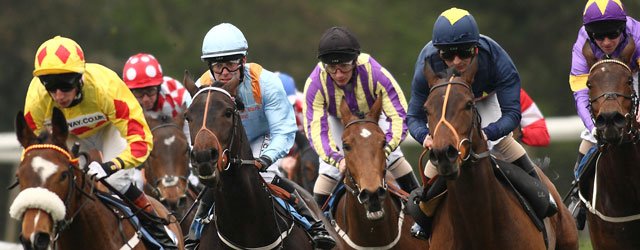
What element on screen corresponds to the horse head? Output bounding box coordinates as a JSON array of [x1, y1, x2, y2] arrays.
[[144, 112, 191, 211], [583, 38, 638, 145], [340, 97, 388, 220], [423, 58, 486, 180], [11, 107, 81, 250], [183, 71, 252, 188]]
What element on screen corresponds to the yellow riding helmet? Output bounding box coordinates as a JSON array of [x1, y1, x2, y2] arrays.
[[33, 36, 85, 77]]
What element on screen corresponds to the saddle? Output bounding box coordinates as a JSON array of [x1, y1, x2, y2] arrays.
[[96, 192, 171, 250]]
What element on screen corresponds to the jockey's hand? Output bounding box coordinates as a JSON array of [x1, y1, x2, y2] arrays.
[[423, 135, 433, 149], [87, 161, 117, 180], [255, 155, 273, 172], [338, 159, 346, 174]]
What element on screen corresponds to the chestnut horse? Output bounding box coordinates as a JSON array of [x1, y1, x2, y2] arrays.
[[143, 112, 196, 233], [331, 97, 429, 249], [422, 60, 578, 249], [183, 73, 332, 249], [580, 40, 640, 249], [10, 107, 183, 250]]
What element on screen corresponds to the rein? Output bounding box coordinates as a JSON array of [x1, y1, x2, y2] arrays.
[[429, 80, 490, 163]]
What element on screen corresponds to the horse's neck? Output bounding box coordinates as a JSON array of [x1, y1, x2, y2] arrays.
[[58, 192, 122, 249], [596, 144, 640, 206]]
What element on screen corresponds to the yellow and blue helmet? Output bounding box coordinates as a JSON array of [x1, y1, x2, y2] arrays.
[[432, 8, 479, 48]]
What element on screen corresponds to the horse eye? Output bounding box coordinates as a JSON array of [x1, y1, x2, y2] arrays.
[[224, 109, 233, 118], [184, 112, 192, 123], [466, 101, 473, 109], [586, 81, 592, 88], [60, 171, 68, 181], [343, 143, 351, 151]]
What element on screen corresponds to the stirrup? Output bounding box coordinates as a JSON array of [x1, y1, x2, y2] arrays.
[[410, 223, 429, 240], [310, 231, 336, 250]]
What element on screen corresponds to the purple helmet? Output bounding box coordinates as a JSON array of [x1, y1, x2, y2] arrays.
[[583, 0, 626, 25]]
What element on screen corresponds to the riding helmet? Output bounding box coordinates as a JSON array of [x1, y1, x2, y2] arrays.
[[317, 26, 361, 64]]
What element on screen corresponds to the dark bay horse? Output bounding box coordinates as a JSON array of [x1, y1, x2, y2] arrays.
[[580, 40, 640, 249], [282, 131, 319, 193], [143, 112, 196, 233], [422, 61, 578, 249], [183, 73, 326, 249], [332, 97, 428, 249], [11, 107, 183, 250]]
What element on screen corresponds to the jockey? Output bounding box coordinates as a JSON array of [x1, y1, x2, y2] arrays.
[[567, 0, 640, 229], [184, 23, 336, 250], [406, 8, 557, 239], [23, 36, 177, 249], [304, 27, 420, 209], [122, 53, 197, 188], [518, 88, 550, 147]]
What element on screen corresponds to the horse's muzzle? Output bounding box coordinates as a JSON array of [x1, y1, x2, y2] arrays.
[[190, 148, 219, 186], [20, 232, 50, 250], [595, 111, 627, 144], [358, 187, 387, 220], [430, 145, 460, 179]]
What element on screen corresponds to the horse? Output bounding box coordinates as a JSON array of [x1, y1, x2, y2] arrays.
[[183, 72, 337, 249], [10, 107, 184, 250], [282, 131, 319, 193], [143, 112, 196, 233], [579, 39, 640, 249], [330, 97, 429, 249], [422, 60, 578, 249]]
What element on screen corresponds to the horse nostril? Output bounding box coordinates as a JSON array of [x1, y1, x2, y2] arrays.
[[613, 113, 626, 127], [358, 191, 370, 204], [210, 149, 219, 162], [446, 145, 459, 162], [376, 187, 387, 199], [429, 150, 439, 165], [33, 232, 50, 250]]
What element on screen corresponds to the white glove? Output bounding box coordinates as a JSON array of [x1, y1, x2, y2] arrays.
[[87, 161, 108, 179]]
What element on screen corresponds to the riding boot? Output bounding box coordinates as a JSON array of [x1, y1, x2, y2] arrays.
[[512, 154, 558, 217], [314, 193, 330, 210], [568, 153, 586, 230], [184, 188, 214, 250], [125, 185, 178, 250], [410, 177, 446, 240], [396, 172, 420, 193], [292, 190, 336, 249]]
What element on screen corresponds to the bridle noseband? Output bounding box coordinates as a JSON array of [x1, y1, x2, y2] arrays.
[[429, 80, 489, 164]]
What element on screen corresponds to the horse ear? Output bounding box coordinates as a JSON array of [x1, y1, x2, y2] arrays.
[[620, 36, 636, 65], [423, 60, 440, 87], [174, 108, 185, 128], [183, 70, 198, 97], [339, 98, 354, 125], [368, 97, 383, 122], [15, 111, 36, 148], [582, 42, 598, 69], [50, 107, 69, 144], [461, 55, 478, 85]]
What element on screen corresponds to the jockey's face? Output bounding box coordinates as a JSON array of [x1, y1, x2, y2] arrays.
[[212, 57, 245, 84], [593, 32, 622, 55], [48, 88, 78, 108], [440, 46, 476, 74], [326, 60, 355, 87], [131, 86, 159, 111]]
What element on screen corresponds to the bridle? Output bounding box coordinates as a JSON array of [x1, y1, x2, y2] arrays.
[[147, 123, 190, 202], [191, 86, 254, 180], [19, 144, 96, 248], [342, 118, 387, 203], [587, 59, 640, 146], [429, 80, 489, 164]]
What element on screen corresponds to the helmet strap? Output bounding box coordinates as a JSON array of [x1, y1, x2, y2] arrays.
[[67, 78, 84, 108]]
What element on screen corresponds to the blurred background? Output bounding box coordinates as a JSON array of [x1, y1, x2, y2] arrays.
[[2, 0, 639, 248]]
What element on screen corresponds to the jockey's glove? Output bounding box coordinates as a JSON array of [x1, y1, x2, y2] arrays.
[[87, 161, 118, 180], [255, 155, 273, 172]]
